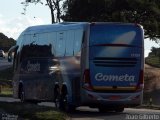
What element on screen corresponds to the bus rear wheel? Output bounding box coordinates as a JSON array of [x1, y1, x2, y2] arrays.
[[98, 107, 114, 113], [60, 94, 75, 112], [54, 87, 61, 109], [115, 107, 124, 112], [20, 87, 25, 102], [98, 107, 108, 113], [55, 86, 76, 112]]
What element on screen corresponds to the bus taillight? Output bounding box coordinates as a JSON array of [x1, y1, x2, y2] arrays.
[[83, 69, 93, 91], [136, 70, 144, 91]]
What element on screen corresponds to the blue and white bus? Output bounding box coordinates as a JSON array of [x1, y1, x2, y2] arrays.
[[8, 22, 144, 112]]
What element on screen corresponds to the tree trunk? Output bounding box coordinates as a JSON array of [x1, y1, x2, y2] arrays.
[[56, 0, 61, 22], [46, 0, 55, 24], [51, 7, 55, 23]]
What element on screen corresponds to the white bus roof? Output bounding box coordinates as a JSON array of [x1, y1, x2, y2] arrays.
[[18, 22, 140, 39], [21, 22, 88, 35]]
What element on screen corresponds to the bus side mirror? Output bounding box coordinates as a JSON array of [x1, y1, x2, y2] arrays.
[[8, 45, 18, 63], [8, 54, 12, 62]]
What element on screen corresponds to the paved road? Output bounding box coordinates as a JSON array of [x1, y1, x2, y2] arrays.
[[67, 107, 160, 120], [0, 58, 12, 70], [0, 97, 159, 120], [0, 95, 159, 120]]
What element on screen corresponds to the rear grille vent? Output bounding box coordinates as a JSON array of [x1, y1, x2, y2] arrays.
[[93, 57, 137, 67]]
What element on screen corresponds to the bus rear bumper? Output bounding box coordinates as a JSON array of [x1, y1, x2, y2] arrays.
[[81, 90, 143, 108]]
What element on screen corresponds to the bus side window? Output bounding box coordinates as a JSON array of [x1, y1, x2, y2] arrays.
[[13, 37, 22, 72], [48, 32, 57, 56], [56, 32, 66, 56], [74, 29, 83, 56], [24, 35, 31, 45], [66, 30, 74, 56], [20, 35, 31, 62], [37, 33, 49, 45]]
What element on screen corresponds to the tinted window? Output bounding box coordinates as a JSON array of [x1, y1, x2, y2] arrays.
[[20, 33, 54, 62], [66, 30, 74, 56], [74, 29, 83, 56], [90, 24, 142, 46], [48, 32, 57, 56], [56, 31, 66, 56]]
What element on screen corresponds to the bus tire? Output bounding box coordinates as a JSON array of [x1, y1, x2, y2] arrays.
[[54, 87, 60, 109], [115, 107, 124, 112], [20, 87, 25, 102], [98, 107, 108, 113], [60, 94, 75, 113], [28, 100, 39, 104]]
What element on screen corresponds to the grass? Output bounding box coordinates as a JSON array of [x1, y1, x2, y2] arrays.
[[0, 67, 13, 81], [0, 67, 13, 97], [0, 86, 12, 97], [0, 102, 66, 120]]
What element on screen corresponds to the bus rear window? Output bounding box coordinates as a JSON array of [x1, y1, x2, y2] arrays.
[[20, 44, 53, 62], [89, 24, 142, 46]]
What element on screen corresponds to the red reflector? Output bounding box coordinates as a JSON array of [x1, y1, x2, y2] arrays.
[[139, 70, 144, 84], [136, 70, 144, 91], [84, 69, 90, 83], [109, 96, 121, 100], [83, 69, 93, 91]]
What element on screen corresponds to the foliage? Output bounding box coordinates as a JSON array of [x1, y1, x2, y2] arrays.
[[20, 0, 160, 42], [0, 33, 16, 52], [151, 47, 158, 56], [146, 47, 160, 67], [149, 47, 160, 57], [145, 55, 160, 67], [62, 0, 160, 42], [21, 0, 63, 23]]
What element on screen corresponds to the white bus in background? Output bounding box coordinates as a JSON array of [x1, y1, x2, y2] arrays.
[[8, 22, 144, 112]]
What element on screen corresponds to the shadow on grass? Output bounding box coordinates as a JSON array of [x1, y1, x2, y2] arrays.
[[0, 94, 12, 97], [0, 102, 66, 120]]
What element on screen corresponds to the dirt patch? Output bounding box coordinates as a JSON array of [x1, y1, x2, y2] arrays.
[[144, 64, 160, 91], [144, 64, 160, 105]]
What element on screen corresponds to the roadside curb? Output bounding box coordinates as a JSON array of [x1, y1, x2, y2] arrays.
[[135, 105, 160, 110]]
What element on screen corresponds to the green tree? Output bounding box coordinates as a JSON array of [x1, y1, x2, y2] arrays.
[[62, 0, 160, 42], [157, 48, 160, 63], [0, 33, 16, 52], [21, 0, 63, 23], [151, 47, 158, 56]]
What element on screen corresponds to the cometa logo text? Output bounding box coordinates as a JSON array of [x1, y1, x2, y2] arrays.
[[95, 73, 135, 82]]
